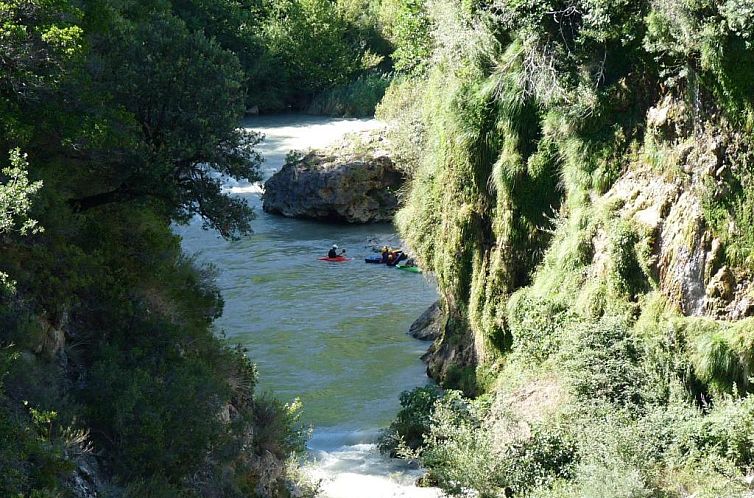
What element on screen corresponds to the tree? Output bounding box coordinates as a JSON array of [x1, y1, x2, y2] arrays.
[[379, 0, 433, 73], [67, 8, 261, 239], [0, 149, 42, 292], [262, 0, 360, 103]]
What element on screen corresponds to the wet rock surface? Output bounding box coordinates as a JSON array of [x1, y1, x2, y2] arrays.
[[408, 301, 443, 341]]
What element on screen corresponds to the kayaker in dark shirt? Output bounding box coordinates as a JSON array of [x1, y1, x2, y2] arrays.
[[328, 244, 339, 258], [381, 246, 389, 263]]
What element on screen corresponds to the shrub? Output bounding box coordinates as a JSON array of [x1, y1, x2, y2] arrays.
[[507, 292, 573, 363], [0, 348, 73, 496], [420, 391, 501, 496], [307, 73, 391, 117], [84, 337, 230, 481], [261, 0, 363, 105], [379, 0, 433, 74], [501, 425, 577, 495], [252, 395, 308, 461], [419, 391, 576, 497], [378, 384, 442, 455], [559, 316, 646, 409], [607, 221, 651, 300]]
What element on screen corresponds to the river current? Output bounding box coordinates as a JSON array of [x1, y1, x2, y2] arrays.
[[176, 115, 440, 497]]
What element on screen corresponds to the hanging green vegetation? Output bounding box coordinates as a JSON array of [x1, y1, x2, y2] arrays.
[[380, 0, 754, 496]]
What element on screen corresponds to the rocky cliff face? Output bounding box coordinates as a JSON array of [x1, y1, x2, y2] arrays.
[[262, 132, 404, 223], [411, 95, 754, 391]]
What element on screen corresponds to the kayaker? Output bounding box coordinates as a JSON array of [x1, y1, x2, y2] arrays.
[[387, 251, 407, 267], [328, 244, 344, 258]]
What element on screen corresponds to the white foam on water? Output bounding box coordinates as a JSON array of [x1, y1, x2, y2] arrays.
[[244, 115, 386, 181], [306, 430, 441, 498], [312, 471, 441, 498], [244, 116, 384, 156], [222, 181, 264, 194]]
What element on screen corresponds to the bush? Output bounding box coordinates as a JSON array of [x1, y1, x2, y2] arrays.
[[259, 0, 364, 107], [501, 426, 577, 495], [420, 391, 501, 496], [378, 384, 442, 455], [252, 395, 308, 462], [0, 349, 73, 496], [379, 0, 433, 74], [84, 336, 230, 481], [507, 292, 573, 363], [559, 316, 646, 409], [419, 391, 576, 497], [307, 73, 391, 117]]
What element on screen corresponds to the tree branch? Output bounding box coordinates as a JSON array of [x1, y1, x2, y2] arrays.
[[68, 184, 138, 212]]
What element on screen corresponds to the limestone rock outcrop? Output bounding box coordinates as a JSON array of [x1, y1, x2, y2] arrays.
[[262, 132, 403, 223], [408, 301, 444, 341]]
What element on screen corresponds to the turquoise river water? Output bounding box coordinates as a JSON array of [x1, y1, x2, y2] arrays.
[[176, 115, 440, 497]]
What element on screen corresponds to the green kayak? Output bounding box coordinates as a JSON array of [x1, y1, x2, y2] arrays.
[[396, 264, 422, 273]]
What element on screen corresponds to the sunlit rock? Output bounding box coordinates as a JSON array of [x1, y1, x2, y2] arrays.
[[262, 131, 403, 223]]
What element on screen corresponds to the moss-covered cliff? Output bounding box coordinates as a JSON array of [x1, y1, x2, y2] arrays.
[[379, 0, 754, 495]]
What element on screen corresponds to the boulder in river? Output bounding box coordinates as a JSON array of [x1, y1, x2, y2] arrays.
[[408, 301, 443, 341], [262, 131, 403, 223]]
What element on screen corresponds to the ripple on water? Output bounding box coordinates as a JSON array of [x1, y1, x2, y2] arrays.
[[177, 115, 440, 497]]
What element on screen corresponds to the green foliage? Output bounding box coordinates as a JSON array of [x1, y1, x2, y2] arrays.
[[248, 0, 394, 112], [504, 429, 577, 495], [262, 0, 358, 99], [507, 293, 572, 363], [607, 221, 651, 299], [307, 73, 391, 117], [252, 395, 309, 462], [381, 1, 754, 495], [85, 339, 229, 479], [560, 316, 646, 409], [443, 364, 479, 396], [645, 0, 754, 117], [0, 148, 43, 292], [419, 391, 502, 496], [0, 0, 315, 494], [0, 349, 73, 496], [79, 6, 261, 239], [378, 384, 442, 455], [0, 0, 83, 100], [684, 317, 754, 396], [700, 123, 754, 269], [418, 391, 576, 497], [0, 149, 42, 237], [379, 0, 433, 73], [375, 76, 428, 175]]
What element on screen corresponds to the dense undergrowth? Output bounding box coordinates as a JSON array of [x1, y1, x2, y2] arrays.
[[244, 0, 433, 114], [379, 0, 754, 496], [307, 73, 391, 117]]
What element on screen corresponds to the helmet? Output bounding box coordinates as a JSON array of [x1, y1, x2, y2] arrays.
[[332, 244, 338, 249]]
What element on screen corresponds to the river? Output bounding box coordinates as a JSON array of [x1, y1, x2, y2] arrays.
[[176, 115, 440, 497]]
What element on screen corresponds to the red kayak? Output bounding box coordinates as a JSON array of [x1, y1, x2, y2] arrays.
[[318, 256, 352, 262]]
